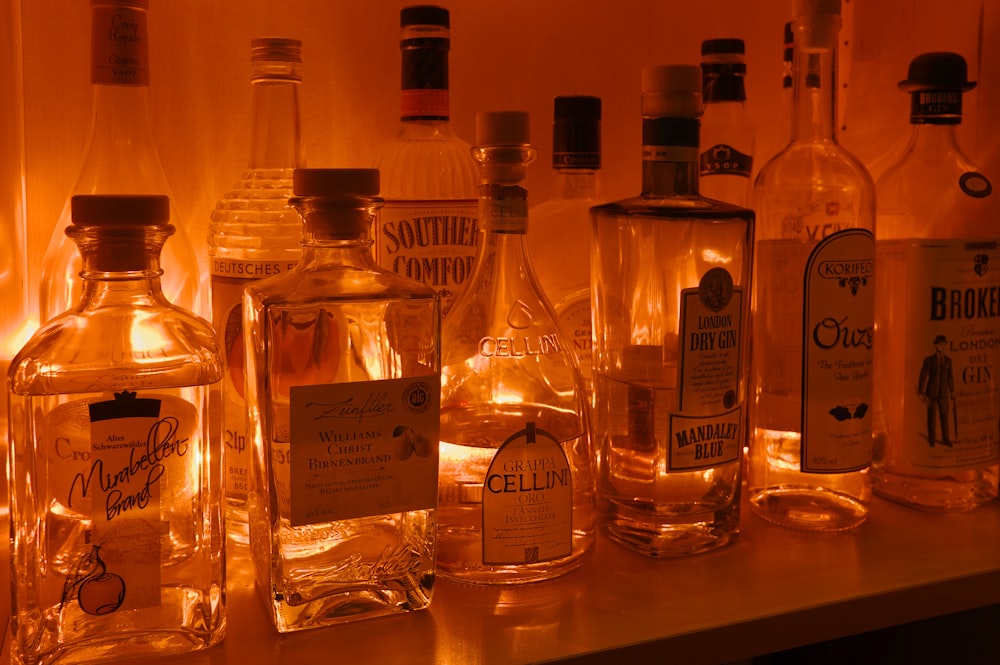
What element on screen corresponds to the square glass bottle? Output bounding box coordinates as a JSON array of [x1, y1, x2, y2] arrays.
[[243, 168, 440, 632]]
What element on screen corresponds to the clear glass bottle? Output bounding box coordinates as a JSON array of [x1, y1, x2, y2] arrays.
[[872, 51, 999, 510], [590, 65, 754, 557], [244, 168, 439, 632], [699, 38, 754, 207], [438, 111, 596, 584], [373, 4, 479, 318], [208, 37, 304, 544], [748, 0, 876, 531], [9, 194, 225, 664], [527, 95, 601, 393], [38, 0, 204, 323]]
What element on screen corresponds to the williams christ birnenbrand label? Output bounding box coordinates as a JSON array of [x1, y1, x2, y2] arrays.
[[287, 377, 440, 526], [376, 200, 478, 317], [894, 239, 1000, 468], [670, 267, 743, 470], [802, 228, 875, 473]]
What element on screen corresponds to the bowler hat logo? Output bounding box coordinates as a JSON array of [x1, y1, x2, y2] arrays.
[[974, 254, 989, 277]]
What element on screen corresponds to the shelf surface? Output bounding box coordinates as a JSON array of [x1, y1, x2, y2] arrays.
[[2, 496, 999, 664]]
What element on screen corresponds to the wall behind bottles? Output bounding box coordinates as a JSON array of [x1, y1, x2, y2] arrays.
[[12, 0, 1000, 325]]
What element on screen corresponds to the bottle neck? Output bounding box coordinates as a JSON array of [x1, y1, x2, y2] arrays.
[[641, 117, 700, 197], [70, 225, 169, 306], [550, 168, 600, 200], [473, 146, 536, 235], [293, 199, 379, 267], [703, 67, 747, 104], [249, 68, 304, 170], [400, 27, 450, 122], [790, 12, 840, 143]]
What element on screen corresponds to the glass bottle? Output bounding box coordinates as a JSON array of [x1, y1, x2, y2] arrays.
[[373, 4, 479, 318], [208, 37, 304, 544], [244, 168, 439, 632], [590, 65, 754, 557], [872, 51, 999, 510], [527, 95, 602, 393], [38, 0, 204, 323], [747, 0, 876, 531], [9, 194, 225, 664], [699, 38, 754, 207], [438, 111, 596, 584]]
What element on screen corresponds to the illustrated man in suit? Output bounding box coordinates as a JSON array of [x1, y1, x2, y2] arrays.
[[917, 334, 955, 447]]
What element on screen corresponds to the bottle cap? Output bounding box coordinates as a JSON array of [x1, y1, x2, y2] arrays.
[[553, 96, 601, 168], [701, 38, 745, 57], [476, 111, 530, 146], [401, 5, 449, 28], [792, 0, 841, 17], [251, 37, 302, 63], [898, 51, 976, 92], [71, 195, 169, 226], [91, 0, 149, 9], [641, 65, 703, 117], [292, 169, 380, 197]]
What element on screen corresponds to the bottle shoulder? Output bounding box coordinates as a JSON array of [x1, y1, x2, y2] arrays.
[[590, 193, 754, 222], [246, 262, 440, 306], [374, 122, 478, 199]]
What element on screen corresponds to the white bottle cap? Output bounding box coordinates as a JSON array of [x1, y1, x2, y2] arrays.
[[641, 64, 703, 117], [476, 111, 530, 146]]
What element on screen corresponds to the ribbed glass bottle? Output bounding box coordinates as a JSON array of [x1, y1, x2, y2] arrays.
[[208, 37, 304, 544], [437, 111, 596, 584], [38, 0, 203, 323], [373, 4, 478, 318], [872, 51, 999, 510], [748, 0, 876, 531], [9, 194, 224, 665]]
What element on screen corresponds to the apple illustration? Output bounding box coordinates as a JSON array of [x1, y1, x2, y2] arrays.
[[78, 572, 126, 615]]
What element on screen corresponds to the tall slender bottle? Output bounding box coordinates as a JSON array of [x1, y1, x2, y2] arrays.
[[438, 111, 596, 584], [208, 37, 304, 543], [39, 0, 203, 323], [699, 38, 754, 207], [244, 169, 439, 632], [590, 65, 754, 557], [748, 0, 876, 531], [9, 194, 225, 664], [528, 95, 602, 391], [373, 4, 479, 317], [873, 52, 999, 510]]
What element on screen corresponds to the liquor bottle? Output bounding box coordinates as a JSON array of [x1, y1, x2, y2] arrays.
[[373, 4, 478, 317], [699, 38, 754, 207], [747, 0, 876, 531], [9, 195, 225, 664], [208, 37, 304, 544], [590, 65, 754, 557], [244, 168, 439, 632], [438, 111, 596, 584], [38, 0, 203, 323], [872, 52, 999, 510], [527, 95, 602, 391]]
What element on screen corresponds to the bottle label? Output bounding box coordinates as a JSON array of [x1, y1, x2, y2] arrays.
[[286, 376, 440, 526], [482, 422, 573, 565], [699, 144, 753, 178], [91, 4, 150, 86], [669, 267, 744, 469], [642, 146, 699, 163], [211, 259, 298, 504], [802, 229, 875, 473], [56, 391, 197, 615], [554, 291, 593, 387], [376, 200, 478, 317], [401, 89, 450, 119], [481, 196, 528, 233], [888, 238, 1000, 468]]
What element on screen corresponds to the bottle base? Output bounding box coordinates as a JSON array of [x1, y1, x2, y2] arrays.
[[598, 499, 739, 558], [749, 486, 867, 531], [265, 583, 433, 633], [872, 466, 998, 512]]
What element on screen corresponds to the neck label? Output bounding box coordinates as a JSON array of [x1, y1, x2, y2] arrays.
[[91, 4, 150, 86]]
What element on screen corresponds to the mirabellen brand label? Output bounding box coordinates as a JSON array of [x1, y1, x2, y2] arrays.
[[482, 422, 573, 565], [802, 228, 875, 473], [288, 376, 440, 526]]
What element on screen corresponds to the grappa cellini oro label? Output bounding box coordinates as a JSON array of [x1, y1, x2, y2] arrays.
[[482, 422, 573, 565], [802, 228, 875, 473]]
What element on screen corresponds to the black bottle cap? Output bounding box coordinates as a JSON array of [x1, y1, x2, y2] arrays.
[[293, 169, 380, 198], [401, 5, 449, 28], [899, 51, 976, 92], [71, 194, 170, 226], [701, 38, 745, 56], [553, 96, 601, 169]]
